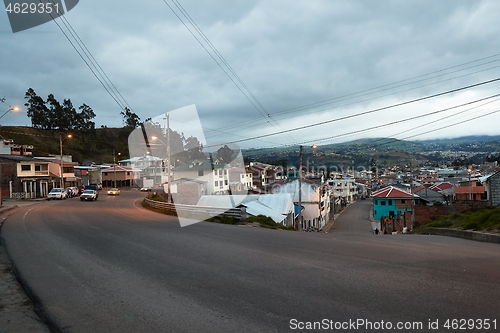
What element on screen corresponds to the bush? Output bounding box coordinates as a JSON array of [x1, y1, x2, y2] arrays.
[[421, 208, 500, 232], [247, 215, 280, 229]]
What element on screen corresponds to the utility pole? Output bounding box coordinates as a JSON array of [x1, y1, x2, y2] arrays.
[[166, 113, 171, 201], [297, 145, 303, 231]]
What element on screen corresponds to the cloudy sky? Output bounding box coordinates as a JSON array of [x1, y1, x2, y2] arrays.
[[2, 0, 500, 149]]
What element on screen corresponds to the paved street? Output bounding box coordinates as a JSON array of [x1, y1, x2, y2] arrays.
[[1, 193, 500, 332], [328, 200, 374, 234]]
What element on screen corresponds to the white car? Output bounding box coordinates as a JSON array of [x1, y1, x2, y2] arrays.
[[80, 189, 98, 201], [47, 188, 67, 200]]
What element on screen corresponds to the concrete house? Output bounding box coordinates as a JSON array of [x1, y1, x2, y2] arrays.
[[372, 186, 418, 221], [0, 155, 52, 199], [484, 171, 500, 207], [174, 159, 230, 195], [412, 185, 446, 204]]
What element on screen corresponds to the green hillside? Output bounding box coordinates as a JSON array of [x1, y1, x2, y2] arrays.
[[0, 126, 133, 164]]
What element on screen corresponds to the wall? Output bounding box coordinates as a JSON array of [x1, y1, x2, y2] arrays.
[[489, 173, 500, 207], [414, 201, 491, 225]]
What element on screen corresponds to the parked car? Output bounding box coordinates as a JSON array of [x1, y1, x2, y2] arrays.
[[107, 188, 120, 195], [80, 189, 98, 201], [47, 188, 67, 200], [140, 187, 151, 192]]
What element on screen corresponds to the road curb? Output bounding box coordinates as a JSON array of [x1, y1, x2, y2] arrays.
[[413, 227, 500, 244], [0, 205, 19, 228]]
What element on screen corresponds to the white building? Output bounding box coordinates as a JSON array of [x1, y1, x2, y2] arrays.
[[270, 178, 333, 229], [173, 159, 230, 195], [328, 177, 357, 202]]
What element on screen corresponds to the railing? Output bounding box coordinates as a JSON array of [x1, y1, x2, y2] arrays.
[[144, 197, 243, 220], [11, 192, 36, 199]]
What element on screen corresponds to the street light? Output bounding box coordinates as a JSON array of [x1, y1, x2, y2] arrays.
[[113, 150, 121, 188], [59, 134, 72, 188], [0, 105, 20, 121]]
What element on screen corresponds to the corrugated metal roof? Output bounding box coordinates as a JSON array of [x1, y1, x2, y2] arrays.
[[196, 194, 293, 223], [244, 201, 286, 223]]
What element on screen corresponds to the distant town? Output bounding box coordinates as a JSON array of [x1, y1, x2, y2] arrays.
[[1, 127, 499, 232]]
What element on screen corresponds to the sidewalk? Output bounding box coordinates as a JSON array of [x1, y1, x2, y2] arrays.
[[0, 203, 52, 332]]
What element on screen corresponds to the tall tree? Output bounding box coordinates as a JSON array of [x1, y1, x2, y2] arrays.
[[120, 107, 141, 128], [216, 145, 234, 163], [77, 103, 96, 130], [24, 88, 49, 129]]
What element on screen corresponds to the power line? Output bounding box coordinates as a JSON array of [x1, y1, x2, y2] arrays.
[[205, 76, 500, 147], [40, 0, 135, 117], [206, 54, 500, 138], [290, 95, 500, 148], [286, 94, 500, 144], [162, 0, 295, 143]]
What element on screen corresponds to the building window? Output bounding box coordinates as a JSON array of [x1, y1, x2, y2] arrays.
[[127, 172, 130, 176], [21, 164, 31, 171], [225, 180, 228, 186], [35, 165, 40, 171], [401, 199, 406, 204], [104, 172, 108, 176], [381, 201, 386, 206], [388, 199, 392, 205], [224, 170, 227, 175], [198, 170, 203, 177], [215, 181, 218, 187]]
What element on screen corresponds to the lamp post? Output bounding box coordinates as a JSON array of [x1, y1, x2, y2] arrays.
[[113, 150, 121, 188], [0, 105, 20, 121], [151, 133, 170, 199], [59, 134, 72, 188]]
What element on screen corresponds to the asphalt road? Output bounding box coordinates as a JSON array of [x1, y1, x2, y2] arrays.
[[2, 192, 500, 333]]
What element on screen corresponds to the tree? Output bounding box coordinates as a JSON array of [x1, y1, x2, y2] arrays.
[[184, 136, 205, 160], [121, 107, 141, 128], [216, 144, 234, 163], [77, 104, 96, 130], [24, 89, 96, 130], [24, 88, 49, 129]]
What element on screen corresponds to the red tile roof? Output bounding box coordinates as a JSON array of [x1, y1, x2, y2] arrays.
[[411, 185, 425, 193], [429, 182, 454, 192], [372, 186, 415, 198]]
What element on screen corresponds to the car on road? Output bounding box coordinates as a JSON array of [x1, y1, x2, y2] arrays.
[[140, 187, 151, 192], [47, 188, 67, 200], [80, 189, 98, 201], [107, 188, 120, 195], [85, 185, 99, 192]]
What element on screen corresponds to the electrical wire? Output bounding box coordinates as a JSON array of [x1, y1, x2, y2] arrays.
[[162, 0, 296, 143], [39, 0, 136, 118], [204, 76, 500, 147]]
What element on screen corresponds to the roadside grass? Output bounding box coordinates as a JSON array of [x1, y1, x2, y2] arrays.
[[421, 208, 500, 232]]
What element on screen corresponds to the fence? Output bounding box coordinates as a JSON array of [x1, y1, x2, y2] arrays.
[[11, 192, 37, 199], [144, 197, 243, 221]]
